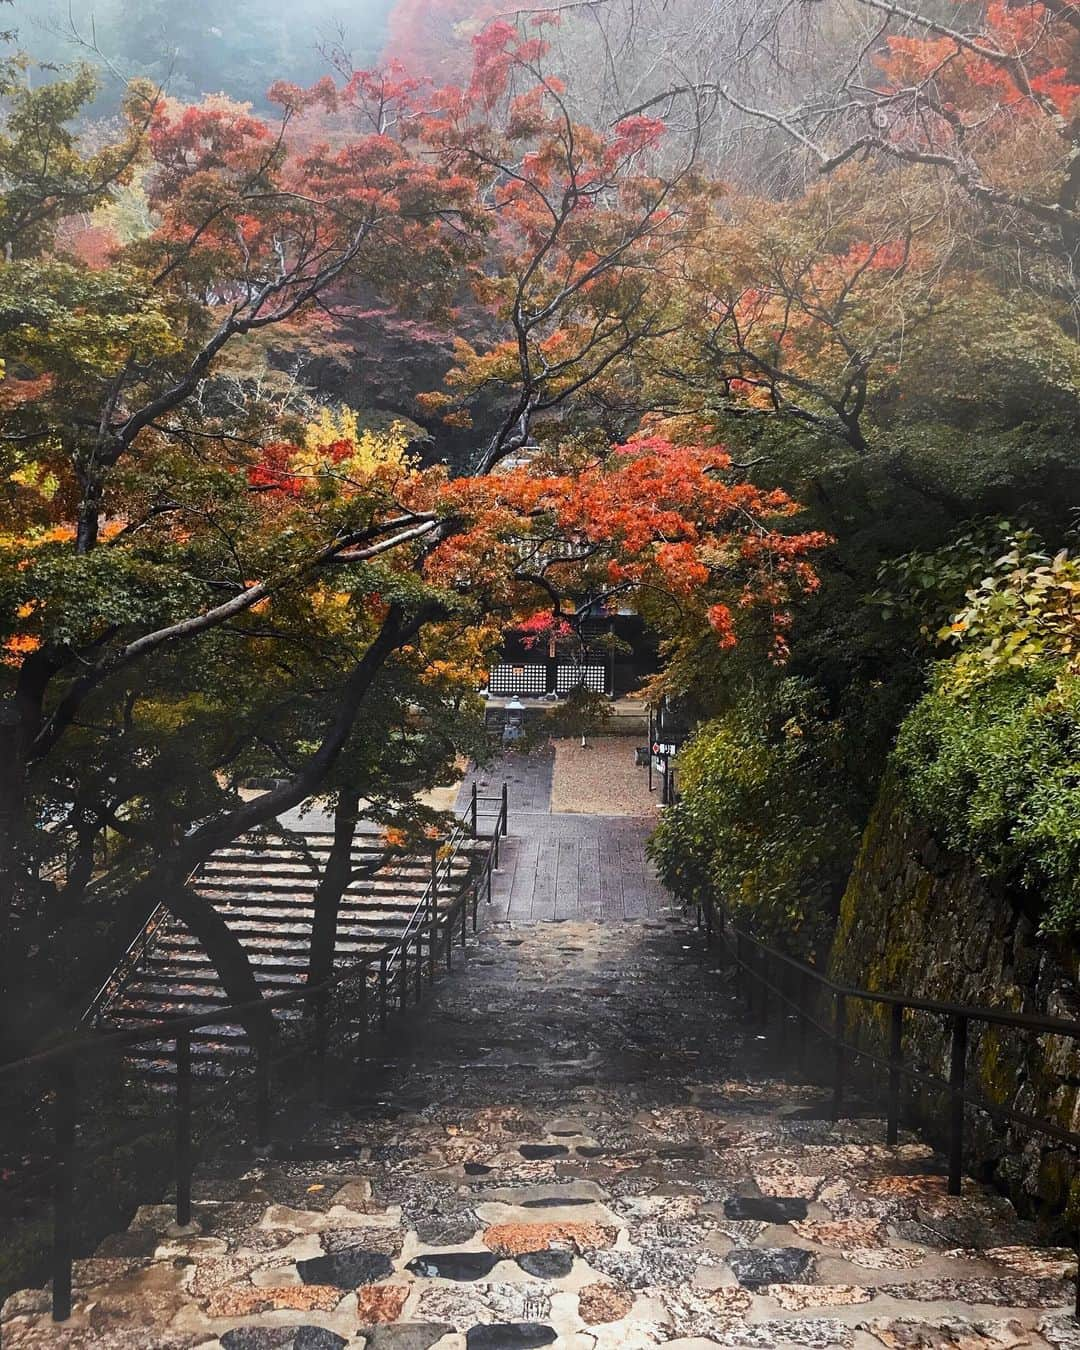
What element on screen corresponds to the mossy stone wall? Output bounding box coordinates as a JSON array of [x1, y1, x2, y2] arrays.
[[829, 770, 1080, 1229]]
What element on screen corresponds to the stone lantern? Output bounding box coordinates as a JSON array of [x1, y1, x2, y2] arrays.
[[502, 696, 525, 747]]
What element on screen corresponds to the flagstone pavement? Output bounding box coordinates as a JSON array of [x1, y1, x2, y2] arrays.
[[3, 815, 1078, 1349]]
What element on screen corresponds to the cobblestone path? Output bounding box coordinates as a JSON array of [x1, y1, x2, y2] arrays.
[[6, 907, 1079, 1350]]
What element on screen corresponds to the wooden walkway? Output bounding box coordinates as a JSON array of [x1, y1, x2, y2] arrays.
[[491, 812, 670, 921], [458, 745, 669, 922]]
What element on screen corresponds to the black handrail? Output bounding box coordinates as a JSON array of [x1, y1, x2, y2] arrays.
[[691, 891, 1080, 1317], [1, 785, 509, 1322]]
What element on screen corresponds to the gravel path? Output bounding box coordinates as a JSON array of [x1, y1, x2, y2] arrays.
[[550, 738, 654, 817]]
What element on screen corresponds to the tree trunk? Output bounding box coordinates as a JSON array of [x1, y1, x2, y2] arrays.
[[161, 881, 275, 1045], [307, 787, 361, 989]]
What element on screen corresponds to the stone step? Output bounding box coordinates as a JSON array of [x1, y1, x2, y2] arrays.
[[145, 950, 314, 973], [201, 852, 471, 874], [106, 1016, 265, 1043], [201, 899, 439, 921], [215, 836, 490, 858], [194, 876, 457, 897], [123, 1055, 236, 1082], [96, 816, 481, 1086], [123, 971, 307, 999], [157, 921, 417, 952], [203, 890, 437, 909], [155, 930, 406, 957]]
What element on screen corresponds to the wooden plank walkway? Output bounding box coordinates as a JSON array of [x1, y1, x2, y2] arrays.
[[492, 811, 670, 922], [459, 744, 669, 922]]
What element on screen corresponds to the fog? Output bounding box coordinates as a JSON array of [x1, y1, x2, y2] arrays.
[[16, 0, 395, 108]]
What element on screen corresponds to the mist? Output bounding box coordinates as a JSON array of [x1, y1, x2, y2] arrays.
[[16, 0, 395, 108]]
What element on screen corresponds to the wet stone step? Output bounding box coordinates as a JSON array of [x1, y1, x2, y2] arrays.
[[160, 932, 386, 953], [515, 1249, 574, 1279], [465, 1325, 557, 1350], [724, 1195, 809, 1222], [655, 1143, 705, 1160], [726, 1246, 816, 1288], [522, 1196, 593, 1208], [220, 1328, 347, 1350], [362, 1325, 456, 1350], [121, 1037, 251, 1056], [406, 1251, 501, 1280], [295, 1247, 395, 1287]]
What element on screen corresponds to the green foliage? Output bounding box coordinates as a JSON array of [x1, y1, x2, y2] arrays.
[[895, 663, 1080, 934], [880, 283, 1080, 427], [886, 529, 1080, 933], [648, 680, 862, 952], [543, 683, 613, 743], [939, 541, 1080, 684], [873, 520, 1031, 645], [0, 62, 148, 258]]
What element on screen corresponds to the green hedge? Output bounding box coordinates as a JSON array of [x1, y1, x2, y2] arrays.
[[648, 680, 862, 953], [895, 663, 1080, 933]]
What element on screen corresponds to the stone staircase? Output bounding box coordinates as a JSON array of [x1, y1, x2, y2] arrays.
[[95, 827, 482, 1083], [7, 918, 1076, 1350]]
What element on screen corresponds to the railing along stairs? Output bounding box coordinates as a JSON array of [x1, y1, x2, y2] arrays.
[[0, 782, 509, 1323], [685, 890, 1080, 1318]]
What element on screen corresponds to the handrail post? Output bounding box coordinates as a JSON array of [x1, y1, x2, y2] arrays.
[[501, 781, 508, 836], [415, 931, 423, 1002], [431, 845, 439, 912], [734, 930, 745, 1004], [379, 953, 388, 1032], [175, 1028, 192, 1227], [314, 989, 329, 1102], [255, 1025, 271, 1148], [400, 942, 409, 1011], [51, 1060, 75, 1322], [831, 991, 846, 1121], [704, 895, 713, 947], [887, 1004, 904, 1146], [948, 1013, 968, 1195], [355, 963, 369, 1056], [471, 781, 479, 835], [446, 910, 454, 971]]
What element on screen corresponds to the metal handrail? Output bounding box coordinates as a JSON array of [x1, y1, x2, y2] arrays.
[[385, 817, 471, 976], [691, 891, 1080, 1309], [80, 901, 172, 1028], [1, 784, 509, 1323], [728, 923, 1080, 1039], [4, 789, 510, 1077]]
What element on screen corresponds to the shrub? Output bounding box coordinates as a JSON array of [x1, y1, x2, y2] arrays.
[[895, 662, 1080, 934], [648, 679, 862, 953]]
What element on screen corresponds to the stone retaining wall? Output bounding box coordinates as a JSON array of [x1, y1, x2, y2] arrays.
[[829, 771, 1080, 1231]]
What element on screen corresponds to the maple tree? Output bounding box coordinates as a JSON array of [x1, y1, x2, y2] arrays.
[[407, 20, 708, 465], [381, 0, 520, 83], [0, 34, 824, 1042], [692, 0, 1080, 312]]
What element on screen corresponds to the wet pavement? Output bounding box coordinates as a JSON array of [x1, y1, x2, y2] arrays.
[[458, 749, 665, 922], [4, 906, 1077, 1349]]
